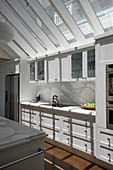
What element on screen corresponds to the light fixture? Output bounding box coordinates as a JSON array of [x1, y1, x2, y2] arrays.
[[0, 22, 14, 43]]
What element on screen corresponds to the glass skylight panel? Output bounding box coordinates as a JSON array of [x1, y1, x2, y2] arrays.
[[89, 0, 113, 32], [62, 0, 94, 39], [19, 0, 60, 47], [39, 0, 76, 43]]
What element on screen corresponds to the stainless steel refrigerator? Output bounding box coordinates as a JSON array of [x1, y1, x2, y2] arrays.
[[5, 74, 19, 122]]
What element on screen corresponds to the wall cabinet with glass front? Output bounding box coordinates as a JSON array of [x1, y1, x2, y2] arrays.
[[37, 60, 46, 82], [71, 48, 95, 81], [29, 62, 37, 82], [29, 60, 46, 82]]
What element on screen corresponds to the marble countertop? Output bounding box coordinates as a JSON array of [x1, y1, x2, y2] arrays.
[[21, 101, 96, 116], [0, 116, 46, 150]]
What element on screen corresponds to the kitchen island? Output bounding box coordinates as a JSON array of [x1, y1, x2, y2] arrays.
[[0, 116, 46, 170]]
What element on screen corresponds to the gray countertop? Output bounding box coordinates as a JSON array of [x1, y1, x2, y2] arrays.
[[0, 116, 46, 150]]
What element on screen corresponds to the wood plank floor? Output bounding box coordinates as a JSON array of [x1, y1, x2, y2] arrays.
[[44, 142, 105, 170]]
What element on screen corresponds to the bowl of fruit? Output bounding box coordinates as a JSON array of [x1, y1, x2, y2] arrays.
[[80, 103, 96, 110]]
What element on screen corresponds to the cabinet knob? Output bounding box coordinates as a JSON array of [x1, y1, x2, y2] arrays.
[[67, 138, 69, 145]]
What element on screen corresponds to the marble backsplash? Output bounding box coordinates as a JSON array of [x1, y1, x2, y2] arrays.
[[36, 81, 95, 105]]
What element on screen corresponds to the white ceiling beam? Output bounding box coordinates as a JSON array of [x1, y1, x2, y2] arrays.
[[76, 0, 105, 35], [27, 0, 69, 48], [7, 0, 57, 52], [14, 31, 38, 58], [49, 0, 87, 43], [0, 43, 19, 59], [1, 1, 46, 55], [7, 41, 28, 59]]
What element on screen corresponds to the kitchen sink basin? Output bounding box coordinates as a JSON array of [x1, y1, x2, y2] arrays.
[[42, 103, 76, 107]]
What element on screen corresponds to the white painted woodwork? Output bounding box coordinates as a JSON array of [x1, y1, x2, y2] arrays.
[[14, 31, 37, 58], [77, 0, 105, 35], [60, 55, 71, 81], [27, 0, 69, 48], [7, 0, 57, 52], [48, 57, 60, 82], [49, 0, 87, 43], [2, 2, 46, 54], [7, 41, 28, 59]]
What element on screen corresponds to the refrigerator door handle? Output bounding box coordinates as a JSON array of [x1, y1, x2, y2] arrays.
[[5, 91, 8, 102]]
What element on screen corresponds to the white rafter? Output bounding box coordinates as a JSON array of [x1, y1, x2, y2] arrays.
[[27, 0, 69, 48], [7, 0, 57, 52], [76, 0, 105, 35], [49, 0, 87, 43], [7, 41, 28, 59], [1, 1, 46, 55], [14, 31, 38, 58]]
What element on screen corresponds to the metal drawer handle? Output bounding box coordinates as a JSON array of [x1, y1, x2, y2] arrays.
[[85, 144, 87, 152], [0, 148, 44, 169], [108, 153, 111, 162], [67, 137, 69, 145], [107, 138, 110, 147], [85, 130, 87, 138]]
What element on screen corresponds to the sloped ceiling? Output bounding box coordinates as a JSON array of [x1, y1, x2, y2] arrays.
[[0, 0, 113, 62]]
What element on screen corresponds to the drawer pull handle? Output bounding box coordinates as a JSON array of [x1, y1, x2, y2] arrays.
[[67, 138, 69, 145], [67, 125, 70, 132], [85, 130, 87, 138], [85, 144, 87, 152], [107, 138, 110, 147], [108, 153, 111, 162]]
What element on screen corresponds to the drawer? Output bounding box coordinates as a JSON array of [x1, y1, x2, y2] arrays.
[[22, 121, 30, 127], [100, 132, 113, 148], [31, 110, 39, 114], [31, 123, 38, 129], [54, 131, 61, 142], [42, 127, 53, 139], [73, 137, 93, 154], [41, 117, 53, 128], [22, 112, 30, 122], [41, 112, 53, 117], [24, 109, 30, 112], [72, 124, 93, 140], [55, 119, 60, 130], [72, 118, 92, 127], [100, 146, 113, 164], [62, 133, 71, 146], [31, 114, 37, 124], [62, 121, 70, 133]]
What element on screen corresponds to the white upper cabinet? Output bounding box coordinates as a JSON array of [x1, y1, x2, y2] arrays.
[[47, 57, 60, 82], [29, 62, 37, 82], [70, 48, 95, 81], [37, 60, 47, 82], [60, 55, 71, 82]]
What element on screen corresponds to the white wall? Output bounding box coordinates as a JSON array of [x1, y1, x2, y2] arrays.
[[20, 59, 37, 102]]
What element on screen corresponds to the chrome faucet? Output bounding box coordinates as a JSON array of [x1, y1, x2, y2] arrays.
[[52, 95, 59, 106]]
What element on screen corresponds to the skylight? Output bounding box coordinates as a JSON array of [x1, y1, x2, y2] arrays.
[[89, 0, 113, 32], [39, 0, 76, 43], [62, 0, 94, 39]]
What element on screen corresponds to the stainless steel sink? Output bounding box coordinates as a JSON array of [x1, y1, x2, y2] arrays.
[[42, 103, 75, 107]]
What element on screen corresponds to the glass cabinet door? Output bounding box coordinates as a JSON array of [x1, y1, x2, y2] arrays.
[[30, 62, 35, 81], [87, 49, 95, 78], [37, 60, 44, 81], [71, 52, 82, 79]]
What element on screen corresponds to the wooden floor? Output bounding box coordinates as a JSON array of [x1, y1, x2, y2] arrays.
[[44, 142, 105, 170]]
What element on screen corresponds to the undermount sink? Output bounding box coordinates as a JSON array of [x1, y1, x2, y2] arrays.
[[41, 103, 76, 107]]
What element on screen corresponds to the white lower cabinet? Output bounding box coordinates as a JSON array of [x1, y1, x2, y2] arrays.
[[62, 133, 71, 146], [96, 127, 113, 165], [21, 105, 95, 157], [73, 137, 93, 154], [22, 121, 30, 127]]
